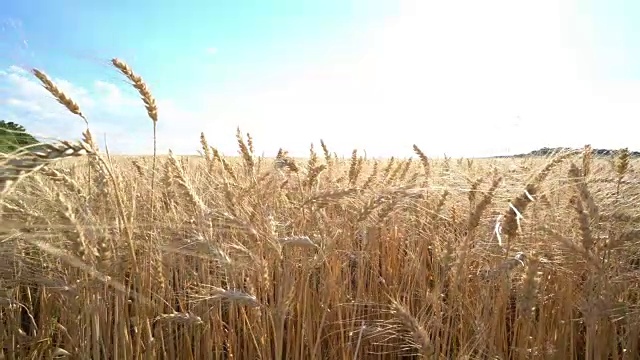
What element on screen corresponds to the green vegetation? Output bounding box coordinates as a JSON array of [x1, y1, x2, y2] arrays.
[[0, 120, 39, 153]]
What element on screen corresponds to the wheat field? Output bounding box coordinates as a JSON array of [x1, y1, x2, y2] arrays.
[[1, 60, 639, 360]]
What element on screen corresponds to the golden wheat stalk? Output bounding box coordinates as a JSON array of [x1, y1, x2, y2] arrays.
[[111, 57, 160, 219], [32, 69, 87, 125], [111, 58, 158, 123]]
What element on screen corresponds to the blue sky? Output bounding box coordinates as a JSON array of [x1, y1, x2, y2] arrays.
[[1, 0, 639, 157]]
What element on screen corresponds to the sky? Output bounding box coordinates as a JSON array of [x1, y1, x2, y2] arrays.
[[0, 0, 639, 158]]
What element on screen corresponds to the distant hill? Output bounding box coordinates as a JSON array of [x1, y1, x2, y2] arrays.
[[493, 147, 640, 158], [0, 120, 39, 153]]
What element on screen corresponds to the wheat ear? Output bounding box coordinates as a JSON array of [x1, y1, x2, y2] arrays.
[[111, 58, 159, 218], [32, 69, 87, 125]]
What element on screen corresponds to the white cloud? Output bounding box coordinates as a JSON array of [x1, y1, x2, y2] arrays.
[[1, 0, 639, 158], [4, 98, 43, 113]]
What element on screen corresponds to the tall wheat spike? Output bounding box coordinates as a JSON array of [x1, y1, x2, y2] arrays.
[[111, 58, 160, 218], [32, 69, 87, 125]]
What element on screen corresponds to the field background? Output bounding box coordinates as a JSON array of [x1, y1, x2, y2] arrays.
[[1, 64, 640, 360]]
